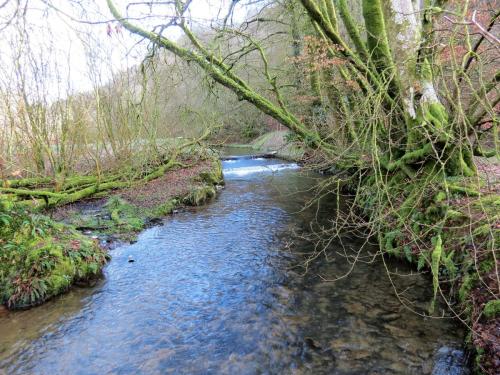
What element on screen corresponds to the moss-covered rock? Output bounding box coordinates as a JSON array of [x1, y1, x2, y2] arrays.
[[104, 196, 145, 231], [198, 160, 224, 185], [183, 185, 217, 206]]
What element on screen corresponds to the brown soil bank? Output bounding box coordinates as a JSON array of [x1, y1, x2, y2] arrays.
[[52, 159, 223, 223], [50, 158, 224, 244]]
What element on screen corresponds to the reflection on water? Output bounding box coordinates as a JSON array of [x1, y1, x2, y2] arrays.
[[0, 156, 464, 374]]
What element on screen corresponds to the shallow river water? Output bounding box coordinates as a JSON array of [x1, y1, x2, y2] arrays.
[[0, 155, 466, 374]]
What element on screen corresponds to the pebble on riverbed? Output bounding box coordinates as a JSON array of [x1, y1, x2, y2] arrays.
[[432, 346, 469, 375]]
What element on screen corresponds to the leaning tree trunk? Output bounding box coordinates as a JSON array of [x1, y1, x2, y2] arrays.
[[107, 0, 483, 181]]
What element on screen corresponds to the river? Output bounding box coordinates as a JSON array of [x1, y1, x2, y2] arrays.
[[0, 154, 466, 374]]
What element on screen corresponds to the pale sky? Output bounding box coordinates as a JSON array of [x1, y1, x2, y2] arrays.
[[0, 0, 249, 102]]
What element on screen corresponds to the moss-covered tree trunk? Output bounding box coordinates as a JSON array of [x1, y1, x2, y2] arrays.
[[105, 1, 498, 370], [107, 0, 487, 183]]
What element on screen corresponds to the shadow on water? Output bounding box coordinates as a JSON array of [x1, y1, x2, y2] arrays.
[[0, 155, 466, 374]]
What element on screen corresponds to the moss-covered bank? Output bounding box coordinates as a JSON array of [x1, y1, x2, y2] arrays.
[[357, 173, 499, 373], [0, 197, 108, 309], [53, 159, 223, 241], [1, 159, 224, 310]]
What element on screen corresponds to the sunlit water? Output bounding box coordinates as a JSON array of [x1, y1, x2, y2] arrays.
[[0, 155, 465, 374]]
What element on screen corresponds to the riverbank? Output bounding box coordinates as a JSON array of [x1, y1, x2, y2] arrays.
[[351, 156, 500, 374], [0, 156, 223, 309], [236, 130, 499, 374], [225, 130, 305, 162], [51, 158, 223, 243], [1, 136, 497, 372]]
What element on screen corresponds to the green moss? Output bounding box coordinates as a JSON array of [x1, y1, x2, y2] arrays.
[[198, 160, 224, 185], [105, 196, 140, 220], [337, 0, 369, 60], [483, 300, 500, 319], [152, 199, 178, 217], [434, 191, 447, 203], [472, 196, 500, 219], [429, 235, 443, 313], [479, 259, 494, 274], [362, 0, 395, 77], [183, 185, 216, 206], [459, 273, 477, 303], [473, 223, 493, 237], [446, 209, 466, 221], [68, 196, 145, 236], [0, 203, 107, 309]]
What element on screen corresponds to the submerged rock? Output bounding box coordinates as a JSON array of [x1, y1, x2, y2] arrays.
[[304, 337, 322, 351], [379, 312, 401, 322], [432, 346, 469, 375]]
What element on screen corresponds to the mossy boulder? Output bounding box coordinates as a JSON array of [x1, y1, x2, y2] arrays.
[[66, 196, 146, 241], [183, 186, 217, 206], [104, 196, 145, 231], [198, 160, 224, 186]]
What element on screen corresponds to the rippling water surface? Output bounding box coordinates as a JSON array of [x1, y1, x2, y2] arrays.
[[0, 154, 464, 374]]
